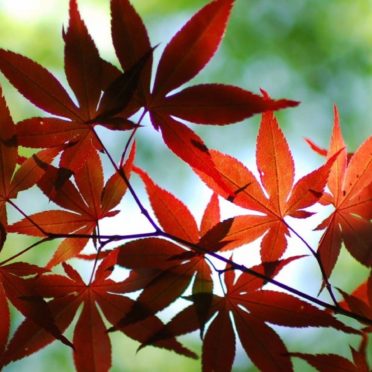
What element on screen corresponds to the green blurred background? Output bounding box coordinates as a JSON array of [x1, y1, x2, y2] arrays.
[[1, 0, 371, 370]]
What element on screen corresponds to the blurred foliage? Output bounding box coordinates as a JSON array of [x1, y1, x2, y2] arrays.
[[0, 0, 371, 371]]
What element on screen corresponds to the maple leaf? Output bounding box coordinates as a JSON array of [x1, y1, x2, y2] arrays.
[[1, 252, 195, 370], [111, 168, 229, 329], [111, 167, 291, 332], [311, 107, 372, 279], [195, 107, 338, 261], [7, 145, 135, 267], [140, 258, 357, 371], [110, 0, 298, 192], [0, 0, 146, 178]]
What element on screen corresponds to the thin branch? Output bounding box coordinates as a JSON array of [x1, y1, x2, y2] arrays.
[[8, 200, 48, 236], [92, 128, 160, 233], [0, 237, 52, 266], [159, 231, 372, 326]]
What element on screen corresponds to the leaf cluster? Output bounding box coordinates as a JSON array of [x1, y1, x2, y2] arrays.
[[0, 1, 371, 371]]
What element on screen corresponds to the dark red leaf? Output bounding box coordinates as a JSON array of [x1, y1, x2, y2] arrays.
[[233, 307, 293, 372], [202, 309, 235, 372], [155, 84, 298, 125], [290, 352, 358, 372], [153, 0, 234, 95], [111, 0, 152, 94], [0, 49, 79, 119], [151, 113, 230, 195], [2, 294, 80, 366], [0, 283, 9, 356], [95, 48, 153, 120], [16, 117, 85, 148], [64, 0, 102, 119], [73, 296, 112, 372]]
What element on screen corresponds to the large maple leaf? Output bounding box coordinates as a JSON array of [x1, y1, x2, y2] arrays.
[[110, 0, 298, 190], [0, 252, 194, 371], [195, 107, 339, 261], [313, 107, 372, 279], [140, 258, 357, 371], [110, 168, 233, 329], [8, 145, 135, 267], [0, 0, 145, 177]]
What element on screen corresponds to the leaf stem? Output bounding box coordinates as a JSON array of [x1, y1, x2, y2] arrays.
[[119, 109, 147, 167], [284, 220, 338, 306], [0, 237, 51, 266]]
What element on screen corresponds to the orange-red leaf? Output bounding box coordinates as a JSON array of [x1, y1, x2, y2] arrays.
[[8, 210, 93, 237], [316, 110, 372, 277], [256, 110, 294, 214], [200, 193, 220, 236], [134, 166, 199, 243]]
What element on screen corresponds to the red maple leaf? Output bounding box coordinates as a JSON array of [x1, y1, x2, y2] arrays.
[[0, 0, 145, 178], [1, 252, 195, 370], [195, 105, 338, 261], [8, 145, 135, 267], [140, 258, 357, 371], [110, 168, 231, 329], [110, 0, 298, 191], [313, 107, 372, 279]]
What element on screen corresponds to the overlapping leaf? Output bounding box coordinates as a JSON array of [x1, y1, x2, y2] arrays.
[[312, 107, 372, 279], [0, 0, 145, 177], [111, 0, 298, 192], [1, 252, 194, 371], [196, 108, 338, 260], [334, 271, 372, 329], [0, 261, 72, 364], [141, 258, 357, 371], [0, 0, 370, 370], [111, 168, 232, 329], [8, 146, 135, 267]]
